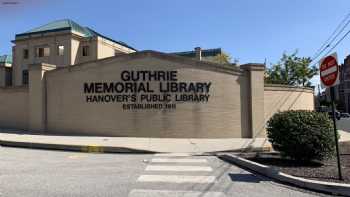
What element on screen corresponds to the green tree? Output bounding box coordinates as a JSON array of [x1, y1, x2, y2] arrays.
[[265, 51, 318, 87], [213, 52, 232, 64]]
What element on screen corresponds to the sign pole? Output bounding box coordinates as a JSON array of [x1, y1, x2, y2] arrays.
[[320, 53, 342, 180], [330, 86, 342, 180]]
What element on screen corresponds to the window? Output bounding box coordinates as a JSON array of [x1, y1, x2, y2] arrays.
[[36, 46, 50, 57], [23, 49, 29, 59], [36, 48, 43, 57], [44, 47, 50, 57], [57, 45, 64, 56], [82, 46, 90, 56], [22, 70, 28, 85], [5, 67, 12, 86]]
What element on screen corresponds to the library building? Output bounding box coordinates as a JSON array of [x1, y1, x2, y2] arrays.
[[0, 19, 314, 138]]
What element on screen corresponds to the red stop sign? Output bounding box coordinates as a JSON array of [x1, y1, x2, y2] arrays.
[[320, 55, 339, 87]]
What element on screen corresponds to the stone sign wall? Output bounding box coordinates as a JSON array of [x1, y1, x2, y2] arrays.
[[0, 51, 315, 138]]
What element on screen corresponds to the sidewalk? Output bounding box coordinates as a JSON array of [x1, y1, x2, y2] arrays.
[[0, 129, 270, 153], [0, 129, 349, 153]]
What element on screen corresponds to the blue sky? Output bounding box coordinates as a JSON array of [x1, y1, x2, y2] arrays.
[[1, 0, 350, 85]]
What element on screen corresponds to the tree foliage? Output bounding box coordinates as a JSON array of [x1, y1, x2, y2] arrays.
[[265, 51, 318, 87], [213, 52, 232, 64], [267, 110, 336, 161]]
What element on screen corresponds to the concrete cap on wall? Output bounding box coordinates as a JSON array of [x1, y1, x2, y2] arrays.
[[48, 50, 244, 76], [264, 84, 314, 93], [240, 63, 265, 71]]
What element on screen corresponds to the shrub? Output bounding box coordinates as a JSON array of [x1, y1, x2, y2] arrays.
[[267, 110, 336, 161]]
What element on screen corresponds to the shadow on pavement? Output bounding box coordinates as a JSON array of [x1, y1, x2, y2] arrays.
[[228, 173, 270, 183]]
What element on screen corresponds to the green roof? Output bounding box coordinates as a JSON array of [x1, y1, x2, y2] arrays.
[[17, 19, 94, 37], [0, 55, 12, 64], [16, 19, 136, 51], [171, 48, 222, 58]]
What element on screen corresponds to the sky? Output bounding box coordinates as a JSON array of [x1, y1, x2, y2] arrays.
[[0, 0, 350, 87]]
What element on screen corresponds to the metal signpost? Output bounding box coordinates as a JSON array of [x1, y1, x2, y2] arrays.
[[319, 53, 342, 180]]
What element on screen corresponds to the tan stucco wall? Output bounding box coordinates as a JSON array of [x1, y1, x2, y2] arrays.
[[247, 65, 265, 138], [74, 39, 98, 64], [12, 32, 133, 86], [264, 84, 315, 122], [13, 32, 72, 85], [97, 38, 115, 59], [45, 55, 246, 138], [0, 86, 28, 129], [0, 66, 6, 87], [70, 38, 80, 65], [97, 37, 135, 59], [0, 51, 315, 138]]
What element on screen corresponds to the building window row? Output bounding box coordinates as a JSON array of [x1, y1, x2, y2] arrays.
[[22, 45, 66, 59], [22, 45, 91, 59]]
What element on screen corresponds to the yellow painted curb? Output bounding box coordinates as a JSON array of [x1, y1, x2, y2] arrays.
[[81, 144, 104, 153]]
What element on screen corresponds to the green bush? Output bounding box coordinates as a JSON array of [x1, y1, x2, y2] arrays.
[[267, 110, 336, 161]]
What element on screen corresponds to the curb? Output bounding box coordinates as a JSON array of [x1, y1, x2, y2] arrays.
[[0, 139, 268, 154], [0, 134, 272, 154], [219, 154, 350, 196], [0, 140, 155, 154]]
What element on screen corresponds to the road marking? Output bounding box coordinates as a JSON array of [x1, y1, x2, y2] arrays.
[[128, 189, 226, 197], [151, 158, 207, 163], [153, 153, 193, 157], [145, 165, 212, 172], [137, 175, 216, 183]]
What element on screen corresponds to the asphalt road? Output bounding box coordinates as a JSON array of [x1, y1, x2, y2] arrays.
[[0, 147, 330, 197], [337, 118, 350, 132]]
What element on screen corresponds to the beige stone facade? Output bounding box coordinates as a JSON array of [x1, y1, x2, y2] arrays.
[[11, 19, 136, 86], [0, 86, 28, 129], [12, 33, 135, 86], [0, 55, 12, 87], [0, 20, 315, 138], [0, 51, 315, 138], [45, 53, 245, 138], [264, 84, 315, 121]]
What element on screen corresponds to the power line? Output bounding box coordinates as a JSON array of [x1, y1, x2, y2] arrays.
[[324, 28, 350, 57], [311, 13, 350, 62], [312, 13, 350, 59], [310, 28, 350, 68]]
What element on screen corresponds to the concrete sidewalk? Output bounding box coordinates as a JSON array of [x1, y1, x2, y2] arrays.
[[1, 129, 349, 153], [0, 131, 270, 153]]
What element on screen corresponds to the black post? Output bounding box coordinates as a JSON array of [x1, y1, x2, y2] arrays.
[[330, 86, 342, 180]]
